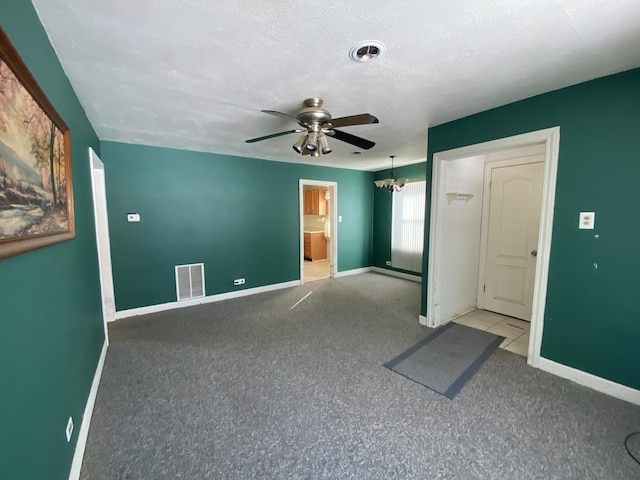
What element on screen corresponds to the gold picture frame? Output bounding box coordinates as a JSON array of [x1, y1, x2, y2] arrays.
[[0, 26, 74, 260]]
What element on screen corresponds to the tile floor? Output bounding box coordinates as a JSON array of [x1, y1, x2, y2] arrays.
[[453, 309, 530, 357], [303, 259, 330, 282]]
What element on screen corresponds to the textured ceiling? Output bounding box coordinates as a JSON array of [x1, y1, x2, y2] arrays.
[[32, 0, 640, 171]]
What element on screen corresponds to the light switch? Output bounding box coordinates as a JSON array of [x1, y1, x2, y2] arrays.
[[579, 212, 595, 230], [338, 216, 343, 222], [127, 213, 141, 222]]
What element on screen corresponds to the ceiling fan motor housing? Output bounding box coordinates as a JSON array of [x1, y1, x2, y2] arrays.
[[297, 97, 332, 128]]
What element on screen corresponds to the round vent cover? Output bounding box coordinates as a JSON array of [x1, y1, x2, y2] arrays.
[[349, 41, 386, 62]]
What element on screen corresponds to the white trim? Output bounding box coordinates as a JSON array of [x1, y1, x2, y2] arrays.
[[115, 280, 300, 320], [89, 148, 115, 343], [419, 315, 427, 326], [538, 357, 640, 407], [371, 266, 421, 283], [528, 128, 560, 368], [334, 267, 372, 278], [299, 179, 338, 283], [68, 340, 108, 480], [426, 127, 560, 371]]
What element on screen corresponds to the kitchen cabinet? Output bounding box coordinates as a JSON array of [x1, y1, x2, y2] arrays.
[[304, 232, 327, 261], [303, 189, 327, 216]]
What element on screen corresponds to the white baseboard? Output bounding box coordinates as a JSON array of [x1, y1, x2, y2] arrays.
[[371, 266, 421, 283], [419, 315, 428, 326], [538, 357, 640, 407], [115, 280, 301, 320], [69, 339, 108, 480], [334, 267, 372, 277]]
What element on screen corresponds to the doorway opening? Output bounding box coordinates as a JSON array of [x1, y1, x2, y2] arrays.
[[89, 148, 116, 344], [299, 180, 338, 283], [425, 128, 560, 368]]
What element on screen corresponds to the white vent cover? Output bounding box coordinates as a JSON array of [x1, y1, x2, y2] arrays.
[[175, 263, 205, 301]]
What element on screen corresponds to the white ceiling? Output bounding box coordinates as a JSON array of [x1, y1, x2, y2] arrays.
[[32, 0, 640, 171]]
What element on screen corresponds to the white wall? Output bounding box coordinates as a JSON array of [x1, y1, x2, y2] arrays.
[[437, 155, 485, 321]]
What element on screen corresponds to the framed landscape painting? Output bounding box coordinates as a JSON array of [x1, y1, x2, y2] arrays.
[[0, 27, 74, 260]]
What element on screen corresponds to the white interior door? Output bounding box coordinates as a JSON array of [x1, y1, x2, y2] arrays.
[[483, 161, 544, 320], [89, 148, 116, 341]]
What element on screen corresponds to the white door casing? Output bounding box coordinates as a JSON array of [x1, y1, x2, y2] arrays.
[[425, 127, 560, 368], [483, 161, 544, 320], [299, 180, 338, 283], [89, 148, 116, 341]]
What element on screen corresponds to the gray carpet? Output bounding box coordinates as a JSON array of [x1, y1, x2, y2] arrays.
[[385, 322, 504, 399], [81, 273, 640, 479]]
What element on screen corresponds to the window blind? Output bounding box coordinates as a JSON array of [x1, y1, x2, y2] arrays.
[[391, 180, 426, 273]]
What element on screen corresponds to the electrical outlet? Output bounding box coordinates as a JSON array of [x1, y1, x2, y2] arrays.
[[579, 212, 595, 229], [65, 417, 73, 442], [233, 278, 245, 286], [385, 260, 392, 266]]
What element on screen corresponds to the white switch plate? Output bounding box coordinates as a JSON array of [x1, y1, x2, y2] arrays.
[[579, 212, 595, 229], [338, 216, 342, 222], [127, 213, 140, 222]]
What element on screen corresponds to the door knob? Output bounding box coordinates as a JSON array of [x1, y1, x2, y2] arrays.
[[530, 250, 537, 257]]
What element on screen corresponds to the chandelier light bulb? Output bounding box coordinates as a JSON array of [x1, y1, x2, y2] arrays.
[[375, 155, 408, 193]]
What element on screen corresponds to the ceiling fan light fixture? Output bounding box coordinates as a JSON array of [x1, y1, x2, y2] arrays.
[[310, 150, 320, 157], [292, 135, 307, 153], [306, 131, 318, 151], [318, 135, 332, 154], [245, 97, 379, 159], [349, 40, 386, 63]]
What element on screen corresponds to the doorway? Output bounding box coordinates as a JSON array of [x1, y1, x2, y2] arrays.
[[425, 128, 560, 368], [299, 180, 337, 283], [89, 148, 116, 344]]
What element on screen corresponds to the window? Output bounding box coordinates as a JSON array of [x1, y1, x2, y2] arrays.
[[391, 181, 426, 273]]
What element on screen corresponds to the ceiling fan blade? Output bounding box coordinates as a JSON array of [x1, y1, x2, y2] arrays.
[[331, 129, 376, 150], [328, 114, 379, 128], [261, 110, 304, 126], [245, 129, 303, 143]]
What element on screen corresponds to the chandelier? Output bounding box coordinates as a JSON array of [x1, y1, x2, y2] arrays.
[[374, 155, 408, 192]]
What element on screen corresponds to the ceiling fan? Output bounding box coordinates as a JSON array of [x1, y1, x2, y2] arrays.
[[245, 97, 379, 156]]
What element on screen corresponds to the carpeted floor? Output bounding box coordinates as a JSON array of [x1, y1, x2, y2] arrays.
[[81, 273, 640, 479]]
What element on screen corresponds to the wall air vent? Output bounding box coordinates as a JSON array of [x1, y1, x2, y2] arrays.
[[175, 263, 205, 301]]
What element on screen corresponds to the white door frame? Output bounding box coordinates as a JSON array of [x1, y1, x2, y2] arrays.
[[89, 148, 116, 344], [425, 127, 560, 368], [299, 179, 338, 283]]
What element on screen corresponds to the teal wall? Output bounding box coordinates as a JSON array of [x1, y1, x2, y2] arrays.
[[100, 142, 374, 311], [422, 68, 640, 389], [0, 2, 104, 480], [372, 162, 426, 274]]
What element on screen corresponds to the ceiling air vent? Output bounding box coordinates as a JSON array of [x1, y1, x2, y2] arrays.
[[175, 263, 205, 301], [349, 40, 386, 62]]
